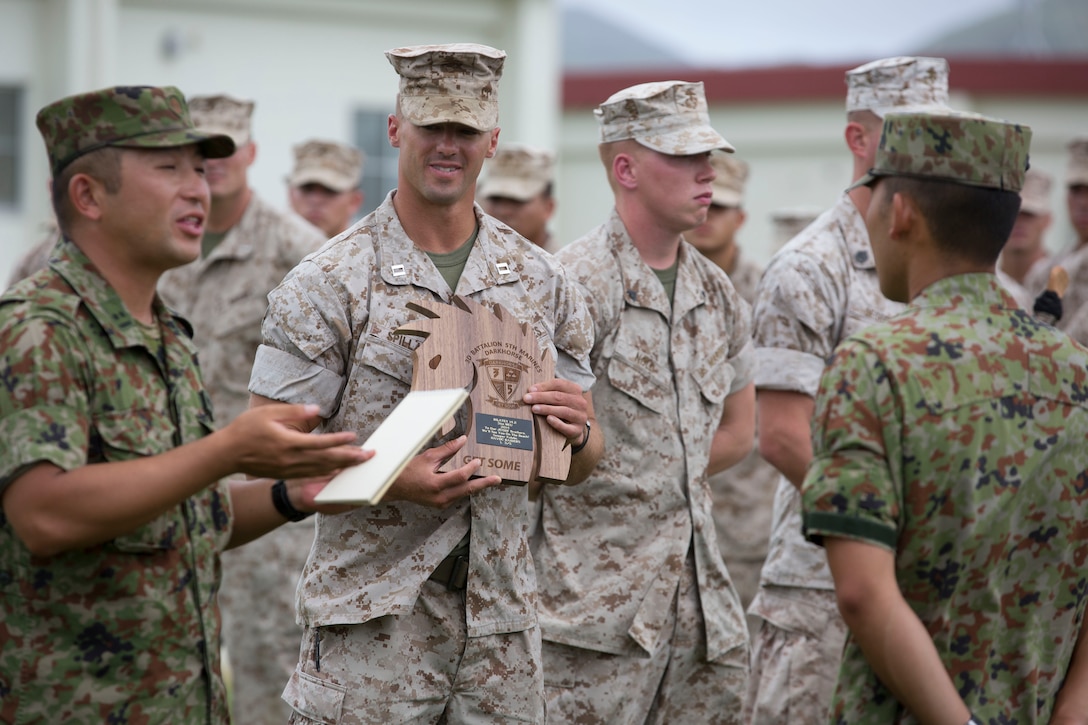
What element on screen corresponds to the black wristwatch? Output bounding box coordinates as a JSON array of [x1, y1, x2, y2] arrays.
[[271, 480, 313, 522], [570, 420, 591, 455]]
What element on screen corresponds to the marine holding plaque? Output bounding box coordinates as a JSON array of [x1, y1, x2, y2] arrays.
[[397, 295, 570, 484], [245, 43, 601, 723]]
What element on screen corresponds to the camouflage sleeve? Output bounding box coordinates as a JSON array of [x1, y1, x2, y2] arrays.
[[726, 291, 754, 394], [801, 337, 901, 552], [0, 312, 92, 489], [249, 260, 352, 418], [752, 252, 844, 396], [550, 265, 597, 392]]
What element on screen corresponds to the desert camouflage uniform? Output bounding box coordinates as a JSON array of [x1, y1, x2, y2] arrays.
[[537, 210, 753, 723], [0, 239, 231, 724], [804, 275, 1088, 723], [707, 249, 775, 615], [249, 192, 594, 723], [745, 193, 905, 723], [158, 193, 324, 724], [1026, 242, 1088, 343]]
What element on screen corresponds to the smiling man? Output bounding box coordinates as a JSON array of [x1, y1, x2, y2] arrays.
[[0, 85, 369, 724], [535, 80, 756, 724], [247, 43, 600, 723]]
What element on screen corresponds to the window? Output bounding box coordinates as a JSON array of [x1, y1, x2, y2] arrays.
[[353, 107, 398, 216], [0, 87, 20, 206]]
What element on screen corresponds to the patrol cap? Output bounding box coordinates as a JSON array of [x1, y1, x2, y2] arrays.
[[1019, 167, 1052, 215], [595, 80, 734, 155], [386, 43, 505, 132], [478, 144, 555, 201], [188, 94, 255, 147], [36, 85, 235, 177], [1066, 137, 1088, 187], [845, 57, 950, 118], [709, 152, 749, 207], [849, 111, 1031, 193], [286, 139, 364, 192]]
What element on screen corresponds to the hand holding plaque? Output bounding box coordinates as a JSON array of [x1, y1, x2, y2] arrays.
[[395, 295, 571, 485]]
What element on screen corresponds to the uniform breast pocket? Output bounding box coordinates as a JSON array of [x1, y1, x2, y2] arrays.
[[607, 335, 672, 416], [691, 342, 734, 409], [358, 333, 414, 386], [95, 410, 186, 553]]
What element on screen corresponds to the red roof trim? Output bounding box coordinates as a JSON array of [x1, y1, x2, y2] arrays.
[[563, 58, 1088, 107]]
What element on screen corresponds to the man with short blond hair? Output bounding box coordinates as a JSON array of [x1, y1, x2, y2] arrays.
[[536, 80, 755, 724]]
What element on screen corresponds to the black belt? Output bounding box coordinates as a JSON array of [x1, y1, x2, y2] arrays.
[[428, 553, 469, 591]]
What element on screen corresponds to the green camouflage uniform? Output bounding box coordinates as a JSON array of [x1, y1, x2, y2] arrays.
[[0, 240, 232, 724], [803, 111, 1088, 723]]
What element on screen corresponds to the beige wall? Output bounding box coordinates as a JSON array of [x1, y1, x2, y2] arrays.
[[556, 92, 1088, 267]]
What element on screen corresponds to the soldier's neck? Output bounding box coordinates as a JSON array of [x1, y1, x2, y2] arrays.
[[392, 189, 478, 254]]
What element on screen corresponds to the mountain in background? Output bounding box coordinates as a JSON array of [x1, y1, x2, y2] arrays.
[[562, 0, 1088, 71], [915, 0, 1088, 57], [562, 6, 688, 72]]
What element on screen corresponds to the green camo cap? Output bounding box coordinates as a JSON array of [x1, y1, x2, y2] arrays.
[[37, 85, 236, 177], [849, 111, 1031, 193]]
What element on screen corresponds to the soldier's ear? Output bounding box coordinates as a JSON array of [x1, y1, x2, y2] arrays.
[[68, 173, 107, 222]]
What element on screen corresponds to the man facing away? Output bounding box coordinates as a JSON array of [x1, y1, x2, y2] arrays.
[[479, 143, 558, 252], [803, 109, 1088, 725], [286, 139, 365, 238], [745, 56, 950, 724], [247, 43, 601, 724], [535, 79, 756, 724], [0, 85, 368, 725]]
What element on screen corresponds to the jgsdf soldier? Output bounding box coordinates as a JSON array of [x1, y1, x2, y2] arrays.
[[536, 80, 755, 724], [803, 110, 1088, 724], [0, 85, 367, 724], [248, 44, 599, 723]]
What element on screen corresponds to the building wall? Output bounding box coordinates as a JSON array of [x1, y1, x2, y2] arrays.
[[0, 0, 558, 284], [557, 62, 1088, 267]]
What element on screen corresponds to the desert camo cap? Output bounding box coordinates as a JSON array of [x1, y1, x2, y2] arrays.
[[1066, 137, 1088, 186], [595, 80, 734, 155], [709, 151, 749, 207], [1019, 167, 1052, 215], [478, 144, 555, 201], [849, 111, 1031, 193], [386, 43, 505, 132], [845, 57, 950, 118], [36, 85, 236, 177], [188, 94, 254, 147], [286, 139, 364, 192]]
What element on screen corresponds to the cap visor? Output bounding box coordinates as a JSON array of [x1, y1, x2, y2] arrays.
[[118, 128, 236, 159], [478, 177, 544, 201], [400, 96, 497, 132], [636, 126, 735, 156], [846, 171, 880, 192], [288, 169, 357, 192]]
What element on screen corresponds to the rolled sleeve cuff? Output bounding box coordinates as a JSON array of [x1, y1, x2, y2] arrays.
[[803, 511, 897, 552], [754, 347, 825, 396], [556, 349, 596, 393], [248, 344, 345, 419], [729, 341, 756, 393]]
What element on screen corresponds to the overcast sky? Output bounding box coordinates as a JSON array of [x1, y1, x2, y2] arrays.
[[564, 0, 1019, 66]]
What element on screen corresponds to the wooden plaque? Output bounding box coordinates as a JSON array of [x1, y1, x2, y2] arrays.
[[395, 295, 571, 485]]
